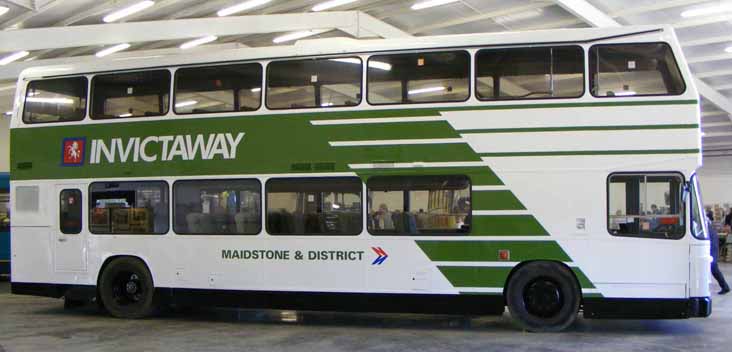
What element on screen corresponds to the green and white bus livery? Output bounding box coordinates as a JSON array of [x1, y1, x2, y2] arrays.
[[9, 25, 711, 332]]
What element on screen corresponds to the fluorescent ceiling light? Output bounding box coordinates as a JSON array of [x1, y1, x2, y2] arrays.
[[26, 97, 74, 104], [369, 60, 392, 71], [4, 111, 12, 116], [180, 35, 218, 49], [329, 58, 392, 71], [217, 0, 271, 16], [614, 90, 637, 96], [251, 87, 262, 92], [681, 4, 732, 18], [321, 102, 335, 107], [408, 86, 445, 95], [118, 113, 133, 117], [312, 0, 357, 12], [725, 46, 732, 53], [96, 43, 131, 57], [494, 9, 543, 24], [330, 58, 360, 64], [0, 51, 30, 65], [273, 29, 330, 43], [175, 100, 198, 108], [411, 0, 459, 10], [103, 1, 155, 23], [0, 6, 9, 17]]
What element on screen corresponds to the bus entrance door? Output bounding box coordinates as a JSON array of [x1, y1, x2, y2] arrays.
[[54, 185, 87, 273]]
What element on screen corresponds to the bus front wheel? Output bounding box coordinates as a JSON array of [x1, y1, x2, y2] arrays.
[[505, 261, 580, 332], [98, 257, 157, 319]]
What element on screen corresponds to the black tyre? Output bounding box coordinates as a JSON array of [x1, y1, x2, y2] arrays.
[[98, 257, 157, 319], [505, 261, 580, 332]]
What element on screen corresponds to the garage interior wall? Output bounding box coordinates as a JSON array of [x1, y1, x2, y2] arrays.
[[699, 158, 732, 206], [0, 117, 7, 172]]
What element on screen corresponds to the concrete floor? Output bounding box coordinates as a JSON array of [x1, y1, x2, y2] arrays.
[[1, 265, 731, 352]]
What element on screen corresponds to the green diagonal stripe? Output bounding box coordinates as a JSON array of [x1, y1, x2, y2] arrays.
[[459, 123, 699, 134], [321, 121, 460, 140], [438, 266, 511, 287], [573, 268, 595, 289], [417, 240, 570, 262], [471, 215, 548, 236], [472, 190, 525, 210], [355, 167, 503, 185], [479, 149, 700, 157], [439, 266, 596, 289], [338, 143, 482, 163]]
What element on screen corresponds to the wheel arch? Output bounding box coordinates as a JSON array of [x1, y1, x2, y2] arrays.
[[502, 260, 583, 304], [95, 254, 155, 288]]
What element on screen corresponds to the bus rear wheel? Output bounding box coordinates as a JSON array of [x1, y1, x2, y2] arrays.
[[98, 257, 156, 319], [505, 262, 580, 332]]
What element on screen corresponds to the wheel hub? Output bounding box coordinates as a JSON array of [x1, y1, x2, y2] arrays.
[[523, 278, 564, 318], [125, 281, 138, 294]]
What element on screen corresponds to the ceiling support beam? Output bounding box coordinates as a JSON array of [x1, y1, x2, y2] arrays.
[[554, 0, 621, 27], [0, 11, 408, 52], [0, 43, 248, 81], [696, 79, 732, 118], [0, 0, 61, 29]]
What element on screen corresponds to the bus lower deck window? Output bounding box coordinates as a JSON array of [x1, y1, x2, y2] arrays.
[[89, 181, 169, 235], [590, 43, 685, 97], [367, 175, 471, 235], [266, 177, 362, 235], [174, 179, 262, 235], [60, 189, 82, 234]]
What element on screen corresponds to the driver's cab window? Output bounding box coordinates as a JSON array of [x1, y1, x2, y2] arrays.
[[608, 173, 685, 239]]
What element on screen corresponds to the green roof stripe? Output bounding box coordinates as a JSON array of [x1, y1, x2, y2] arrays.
[[472, 190, 525, 210], [471, 215, 549, 236], [479, 149, 700, 157], [417, 240, 571, 262], [459, 124, 699, 134]]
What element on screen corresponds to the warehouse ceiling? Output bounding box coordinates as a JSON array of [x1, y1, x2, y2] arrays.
[[0, 0, 731, 158]]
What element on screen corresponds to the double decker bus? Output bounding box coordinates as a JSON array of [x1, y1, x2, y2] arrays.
[[8, 25, 710, 332], [0, 172, 8, 277]]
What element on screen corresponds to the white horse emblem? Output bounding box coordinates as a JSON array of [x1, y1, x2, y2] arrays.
[[66, 141, 81, 162]]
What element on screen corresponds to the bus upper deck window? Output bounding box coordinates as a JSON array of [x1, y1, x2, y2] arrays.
[[266, 57, 362, 110], [368, 51, 470, 105], [23, 77, 87, 124], [175, 63, 262, 114], [475, 46, 583, 101], [590, 43, 685, 97], [91, 70, 171, 119]]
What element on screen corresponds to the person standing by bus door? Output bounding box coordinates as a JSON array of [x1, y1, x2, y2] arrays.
[[708, 213, 730, 295]]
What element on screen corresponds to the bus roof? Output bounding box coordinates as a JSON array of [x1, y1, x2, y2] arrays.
[[17, 25, 671, 81]]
